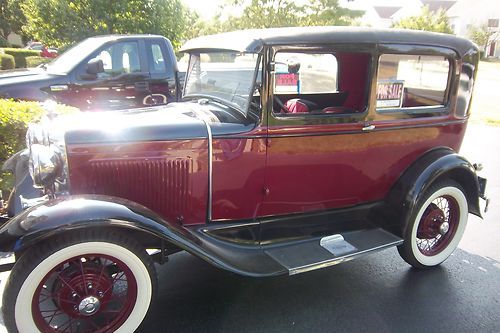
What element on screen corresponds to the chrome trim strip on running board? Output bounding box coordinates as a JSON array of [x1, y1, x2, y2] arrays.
[[289, 239, 402, 275]]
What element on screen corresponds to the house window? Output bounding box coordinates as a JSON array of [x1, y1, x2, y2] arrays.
[[376, 54, 450, 111], [488, 19, 499, 28]]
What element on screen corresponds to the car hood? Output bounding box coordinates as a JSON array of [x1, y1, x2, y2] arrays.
[[0, 68, 62, 86], [61, 102, 220, 145]]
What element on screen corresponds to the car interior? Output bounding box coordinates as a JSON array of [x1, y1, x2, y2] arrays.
[[272, 51, 371, 116]]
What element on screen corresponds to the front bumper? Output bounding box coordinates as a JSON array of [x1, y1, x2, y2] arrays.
[[478, 176, 490, 213]]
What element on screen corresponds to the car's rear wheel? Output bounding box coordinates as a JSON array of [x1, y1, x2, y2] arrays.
[[3, 230, 156, 333], [398, 180, 468, 269]]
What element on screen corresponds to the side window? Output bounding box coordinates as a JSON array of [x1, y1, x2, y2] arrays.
[[88, 42, 141, 78], [274, 53, 338, 94], [272, 51, 370, 116], [149, 43, 167, 73], [376, 54, 450, 111], [96, 50, 112, 71]]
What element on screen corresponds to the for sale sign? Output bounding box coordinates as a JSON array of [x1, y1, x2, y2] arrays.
[[376, 80, 404, 109]]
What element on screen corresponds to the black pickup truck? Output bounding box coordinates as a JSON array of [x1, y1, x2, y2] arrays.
[[0, 35, 182, 110]]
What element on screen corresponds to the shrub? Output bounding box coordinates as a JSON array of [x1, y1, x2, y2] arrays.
[[26, 56, 51, 68], [0, 99, 79, 190], [0, 54, 15, 70], [2, 48, 41, 68]]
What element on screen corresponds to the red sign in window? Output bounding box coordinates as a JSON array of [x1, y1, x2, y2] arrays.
[[276, 73, 299, 86]]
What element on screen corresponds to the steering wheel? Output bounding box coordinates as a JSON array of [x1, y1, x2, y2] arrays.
[[273, 95, 290, 113]]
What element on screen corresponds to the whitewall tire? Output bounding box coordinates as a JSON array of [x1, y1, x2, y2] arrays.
[[398, 181, 468, 269], [3, 230, 156, 333]]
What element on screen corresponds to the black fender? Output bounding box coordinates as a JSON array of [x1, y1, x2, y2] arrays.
[[376, 148, 481, 237], [0, 195, 190, 253], [0, 195, 285, 277]]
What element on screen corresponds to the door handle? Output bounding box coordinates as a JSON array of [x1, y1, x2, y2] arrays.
[[362, 124, 376, 131]]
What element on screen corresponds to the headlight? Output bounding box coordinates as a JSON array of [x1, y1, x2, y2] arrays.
[[26, 123, 49, 147], [29, 144, 64, 188]]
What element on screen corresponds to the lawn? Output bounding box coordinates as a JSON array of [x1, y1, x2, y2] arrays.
[[469, 61, 500, 125]]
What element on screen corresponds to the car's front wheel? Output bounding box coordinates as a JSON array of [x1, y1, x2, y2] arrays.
[[3, 230, 156, 333], [398, 180, 469, 269]]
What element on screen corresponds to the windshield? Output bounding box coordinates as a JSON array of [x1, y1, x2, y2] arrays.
[[45, 38, 108, 74], [184, 52, 260, 114]]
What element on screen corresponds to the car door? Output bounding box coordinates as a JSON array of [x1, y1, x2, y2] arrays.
[[144, 38, 179, 106], [69, 40, 151, 110], [261, 47, 375, 217]]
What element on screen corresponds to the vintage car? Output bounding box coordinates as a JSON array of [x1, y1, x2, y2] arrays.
[[0, 27, 488, 332]]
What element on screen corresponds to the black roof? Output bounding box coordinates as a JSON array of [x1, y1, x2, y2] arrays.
[[88, 34, 165, 41], [180, 26, 477, 57]]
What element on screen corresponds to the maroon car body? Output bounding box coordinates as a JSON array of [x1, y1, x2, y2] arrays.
[[0, 27, 488, 333]]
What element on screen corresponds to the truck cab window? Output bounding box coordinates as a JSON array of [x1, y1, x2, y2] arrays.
[[87, 42, 141, 78], [149, 43, 167, 73]]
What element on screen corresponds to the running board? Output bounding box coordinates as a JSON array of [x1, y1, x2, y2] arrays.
[[265, 228, 403, 275]]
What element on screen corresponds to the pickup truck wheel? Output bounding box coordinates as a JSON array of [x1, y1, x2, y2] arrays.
[[398, 180, 468, 269], [3, 230, 156, 333]]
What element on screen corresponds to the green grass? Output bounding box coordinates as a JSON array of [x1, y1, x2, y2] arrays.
[[469, 61, 500, 125]]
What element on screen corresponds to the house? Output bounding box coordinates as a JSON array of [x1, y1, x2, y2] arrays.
[[446, 0, 500, 57], [341, 0, 422, 28], [341, 0, 500, 57]]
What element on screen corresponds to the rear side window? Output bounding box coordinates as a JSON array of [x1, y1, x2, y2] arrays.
[[377, 54, 450, 110]]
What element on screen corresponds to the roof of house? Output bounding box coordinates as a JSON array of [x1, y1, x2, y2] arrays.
[[180, 26, 477, 57], [421, 0, 457, 12], [373, 6, 402, 19]]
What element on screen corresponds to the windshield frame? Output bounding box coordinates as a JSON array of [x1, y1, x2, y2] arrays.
[[183, 51, 262, 116]]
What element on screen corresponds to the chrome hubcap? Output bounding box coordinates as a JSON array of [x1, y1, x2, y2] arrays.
[[439, 222, 450, 235], [78, 296, 101, 316]]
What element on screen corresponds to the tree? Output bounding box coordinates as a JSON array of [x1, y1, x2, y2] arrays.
[[468, 24, 498, 54], [392, 5, 453, 34], [150, 0, 195, 49], [193, 0, 363, 36], [304, 0, 364, 26], [21, 0, 193, 48], [0, 0, 26, 40], [225, 0, 302, 30]]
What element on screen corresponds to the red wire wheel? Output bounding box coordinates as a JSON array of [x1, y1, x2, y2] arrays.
[[398, 181, 469, 269], [32, 254, 137, 333], [2, 231, 156, 333], [415, 195, 460, 256]]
